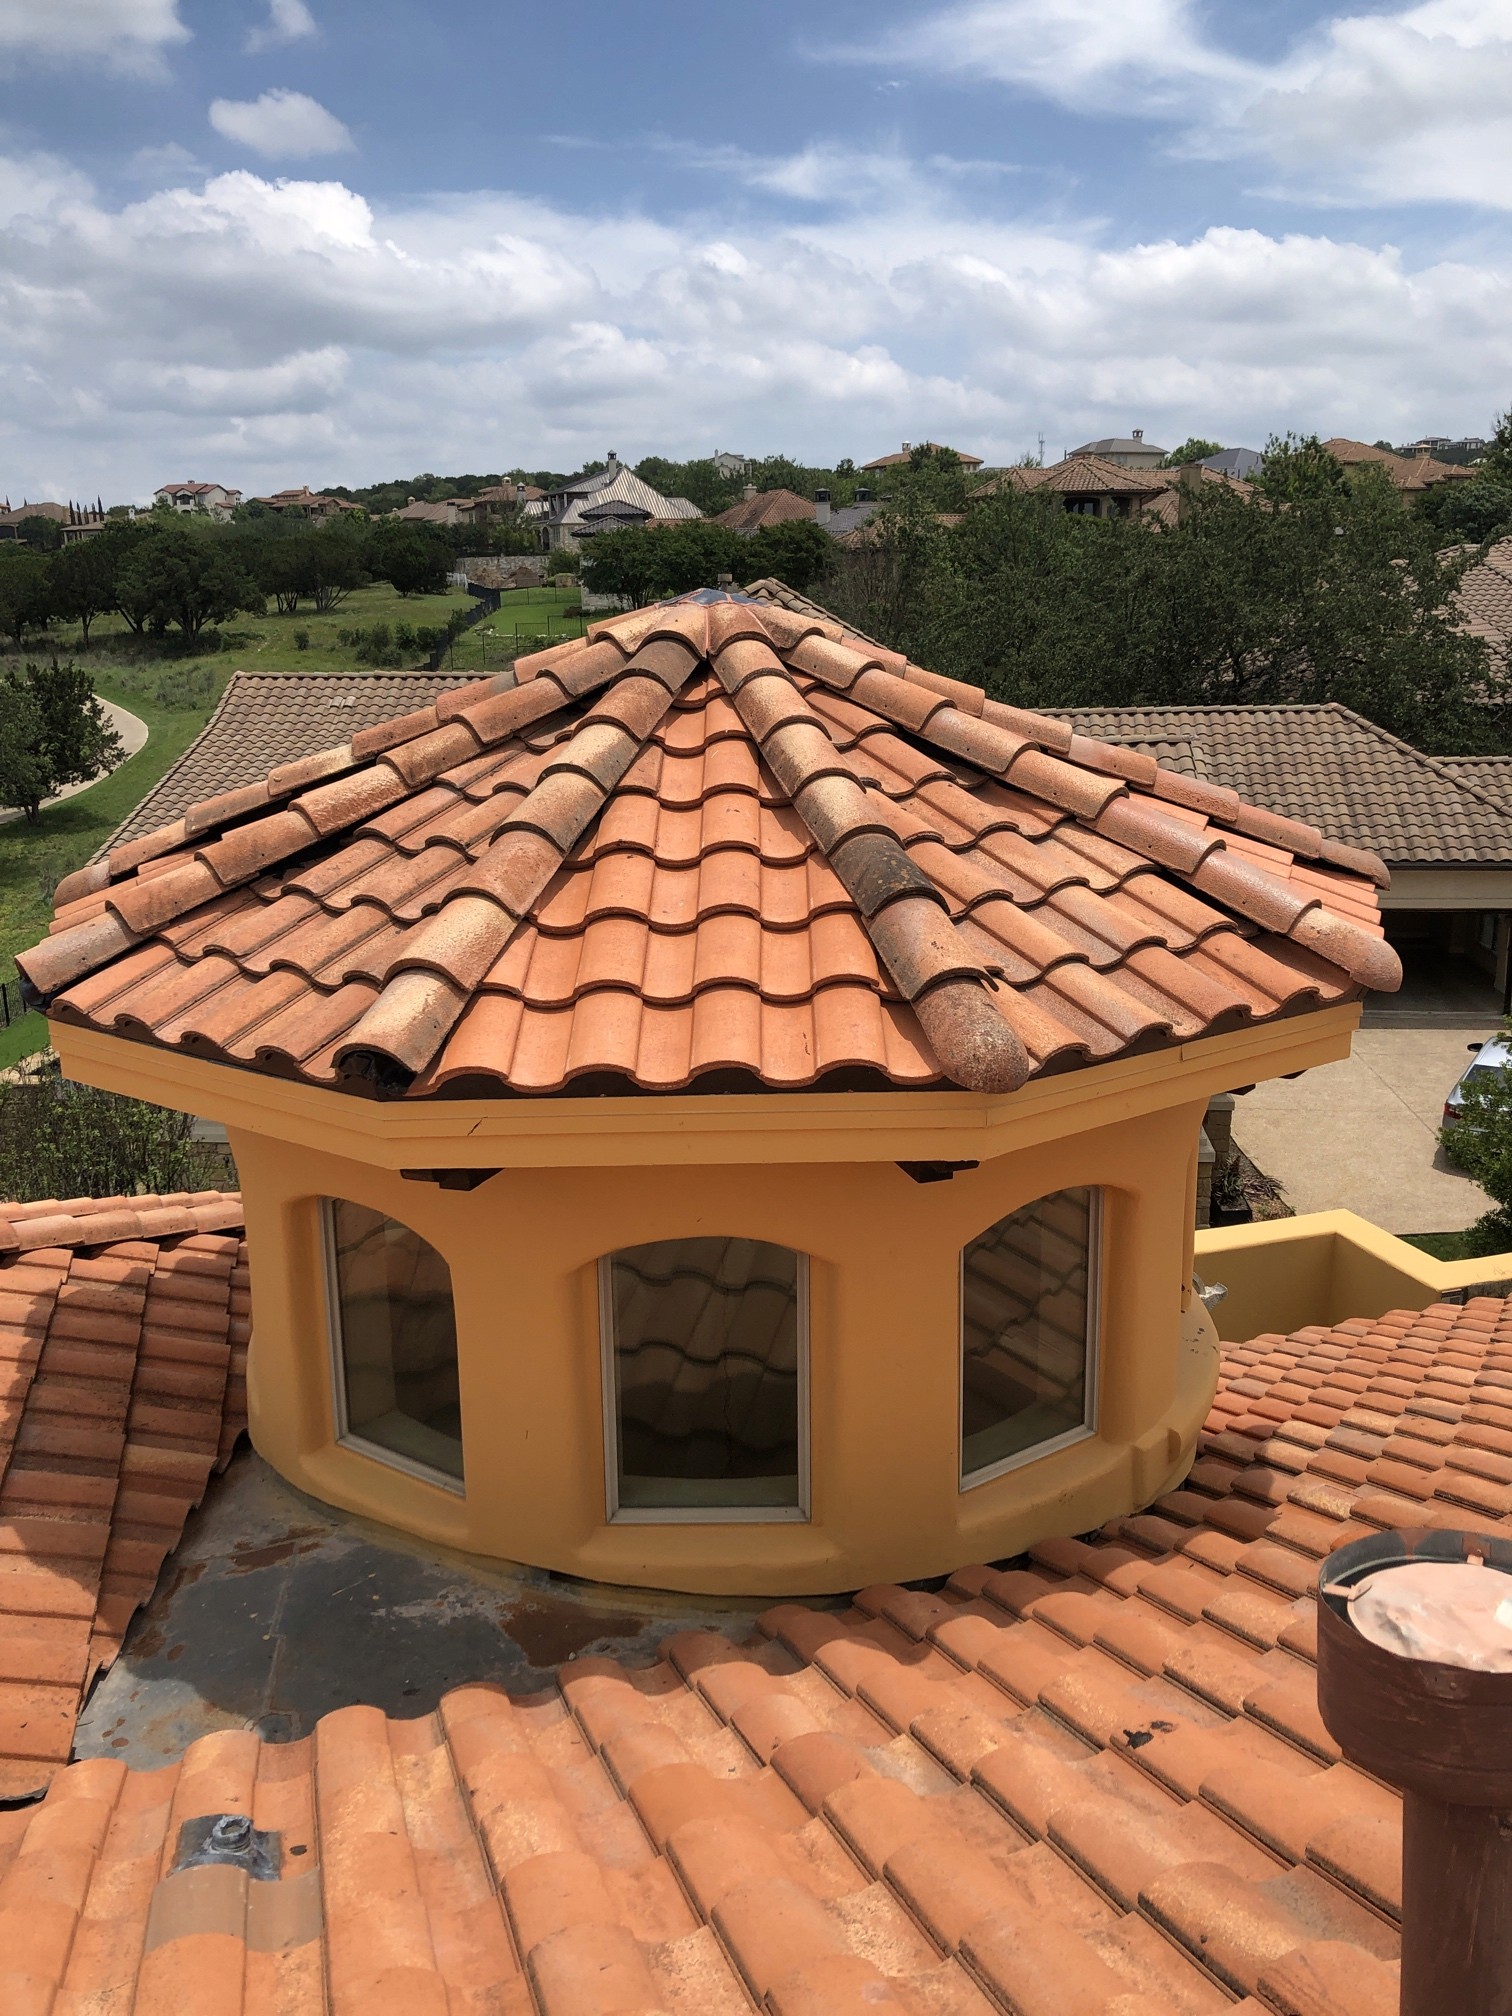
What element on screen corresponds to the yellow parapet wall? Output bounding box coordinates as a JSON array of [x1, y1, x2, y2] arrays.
[[1195, 1210, 1512, 1342]]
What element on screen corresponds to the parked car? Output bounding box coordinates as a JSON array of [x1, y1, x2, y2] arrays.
[[1442, 1035, 1512, 1160]]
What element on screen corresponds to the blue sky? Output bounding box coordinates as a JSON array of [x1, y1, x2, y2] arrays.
[[1, 0, 1509, 499]]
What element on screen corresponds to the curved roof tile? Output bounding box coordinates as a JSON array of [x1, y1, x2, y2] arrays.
[[20, 591, 1399, 1101]]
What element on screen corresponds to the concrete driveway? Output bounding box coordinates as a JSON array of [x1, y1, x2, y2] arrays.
[[1230, 1026, 1497, 1234]]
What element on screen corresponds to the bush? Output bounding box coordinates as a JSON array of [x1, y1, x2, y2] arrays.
[[354, 621, 393, 666], [293, 626, 310, 651], [0, 1078, 227, 1202], [394, 621, 417, 657]]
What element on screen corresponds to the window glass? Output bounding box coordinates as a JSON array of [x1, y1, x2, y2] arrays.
[[327, 1200, 463, 1484], [603, 1236, 805, 1516], [961, 1187, 1097, 1483]]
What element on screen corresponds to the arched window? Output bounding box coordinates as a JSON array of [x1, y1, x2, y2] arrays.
[[960, 1187, 1099, 1486], [324, 1200, 463, 1488], [599, 1236, 808, 1521]]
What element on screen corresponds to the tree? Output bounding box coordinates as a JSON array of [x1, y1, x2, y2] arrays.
[[1442, 1033, 1512, 1255], [367, 524, 451, 596], [0, 661, 123, 822], [579, 522, 742, 605], [0, 549, 54, 647], [1416, 473, 1512, 546], [254, 527, 368, 614], [112, 524, 261, 641], [1254, 434, 1350, 504], [745, 518, 835, 593], [0, 1078, 215, 1202], [1159, 437, 1223, 467], [15, 514, 64, 552], [50, 536, 117, 646]]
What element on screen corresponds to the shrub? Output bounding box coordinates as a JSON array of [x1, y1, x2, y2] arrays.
[[293, 626, 310, 651], [0, 1078, 228, 1202], [394, 621, 417, 656]]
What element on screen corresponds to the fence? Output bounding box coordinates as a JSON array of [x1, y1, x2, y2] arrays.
[[425, 582, 501, 670]]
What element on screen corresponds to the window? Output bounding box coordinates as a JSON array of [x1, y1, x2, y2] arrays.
[[960, 1187, 1099, 1485], [324, 1200, 464, 1488], [600, 1236, 807, 1521]]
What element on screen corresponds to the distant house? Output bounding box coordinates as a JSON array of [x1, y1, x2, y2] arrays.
[[1066, 429, 1167, 470], [1199, 446, 1266, 480], [713, 486, 814, 534], [860, 440, 983, 472], [980, 455, 1251, 523], [711, 450, 749, 478], [387, 498, 457, 526], [250, 486, 360, 524], [536, 453, 700, 552], [154, 480, 241, 520], [1454, 533, 1512, 677], [1323, 438, 1477, 493], [0, 500, 106, 543]]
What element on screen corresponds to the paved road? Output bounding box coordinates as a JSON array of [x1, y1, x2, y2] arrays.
[[1231, 1025, 1498, 1234], [0, 698, 146, 829]]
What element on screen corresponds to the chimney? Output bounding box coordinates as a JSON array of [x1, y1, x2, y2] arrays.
[[901, 442, 911, 454], [1317, 1528, 1512, 2016], [814, 488, 831, 527], [516, 483, 527, 502], [1133, 428, 1144, 441], [743, 484, 757, 501], [607, 450, 618, 466]]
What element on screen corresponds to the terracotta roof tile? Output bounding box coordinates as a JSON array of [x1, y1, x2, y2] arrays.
[[15, 1297, 1512, 2009], [23, 590, 1399, 1098], [0, 1195, 247, 1797]]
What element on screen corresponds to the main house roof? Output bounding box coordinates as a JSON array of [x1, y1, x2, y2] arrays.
[[8, 1288, 1512, 2010], [0, 1190, 247, 1799], [20, 590, 1398, 1102]]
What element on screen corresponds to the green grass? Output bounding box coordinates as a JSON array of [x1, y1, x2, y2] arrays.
[[435, 587, 587, 675], [1400, 1230, 1482, 1261]]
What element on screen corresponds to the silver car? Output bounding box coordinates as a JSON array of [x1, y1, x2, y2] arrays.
[[1443, 1035, 1512, 1154]]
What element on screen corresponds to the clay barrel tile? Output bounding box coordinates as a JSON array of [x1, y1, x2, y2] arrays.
[[455, 829, 570, 918], [828, 832, 941, 917], [1007, 748, 1128, 823], [981, 697, 1075, 752], [1290, 910, 1403, 992], [381, 721, 485, 790], [1318, 838, 1391, 888], [52, 859, 113, 909], [350, 705, 439, 761], [454, 677, 573, 746], [16, 911, 139, 1008], [915, 979, 1032, 1093], [583, 673, 687, 742], [790, 775, 896, 858], [760, 722, 855, 803], [1232, 804, 1327, 858], [544, 638, 644, 700], [898, 661, 987, 714], [1149, 769, 1244, 824], [104, 820, 193, 885], [1190, 849, 1317, 935], [848, 668, 950, 737], [265, 744, 358, 799], [333, 967, 474, 1082], [540, 721, 640, 794], [867, 894, 987, 1000], [925, 710, 1032, 776], [106, 861, 224, 936], [294, 765, 411, 839], [379, 895, 521, 997], [1066, 733, 1160, 789], [435, 672, 512, 722], [1094, 796, 1220, 876], [508, 771, 609, 854], [182, 780, 275, 840], [711, 635, 790, 698], [196, 809, 318, 888]]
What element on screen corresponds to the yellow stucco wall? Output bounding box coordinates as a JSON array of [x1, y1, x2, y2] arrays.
[[53, 1010, 1365, 1596], [225, 1098, 1216, 1594]]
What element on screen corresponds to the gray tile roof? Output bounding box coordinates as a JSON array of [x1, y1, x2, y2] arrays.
[[108, 670, 455, 849]]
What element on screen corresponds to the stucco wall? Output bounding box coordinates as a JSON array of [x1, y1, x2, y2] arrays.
[[231, 1096, 1218, 1595]]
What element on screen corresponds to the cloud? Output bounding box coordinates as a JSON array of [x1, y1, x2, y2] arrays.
[[855, 0, 1512, 207], [0, 0, 189, 74], [0, 148, 1506, 504], [209, 88, 352, 159], [247, 0, 317, 53]]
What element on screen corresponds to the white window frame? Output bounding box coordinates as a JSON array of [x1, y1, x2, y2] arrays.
[[959, 1187, 1102, 1491], [598, 1246, 810, 1525], [321, 1199, 466, 1496]]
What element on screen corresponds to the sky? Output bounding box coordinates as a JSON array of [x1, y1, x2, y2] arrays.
[[1, 0, 1510, 502]]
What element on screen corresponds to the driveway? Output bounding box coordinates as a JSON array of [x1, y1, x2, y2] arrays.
[[1230, 1025, 1497, 1234]]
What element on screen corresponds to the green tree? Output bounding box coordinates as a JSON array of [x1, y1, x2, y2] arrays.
[[15, 514, 64, 552], [1416, 473, 1512, 546], [1159, 437, 1223, 467], [1254, 433, 1351, 504], [367, 524, 451, 596], [1442, 1034, 1512, 1255], [113, 524, 261, 641], [50, 536, 118, 646], [0, 549, 55, 647], [579, 522, 742, 604], [0, 661, 123, 822], [744, 518, 835, 593], [0, 1079, 215, 1202]]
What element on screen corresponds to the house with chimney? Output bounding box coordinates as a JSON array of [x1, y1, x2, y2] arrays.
[[153, 479, 242, 520]]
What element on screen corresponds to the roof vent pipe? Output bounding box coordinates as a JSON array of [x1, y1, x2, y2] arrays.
[[814, 488, 831, 526], [1317, 1527, 1512, 2016]]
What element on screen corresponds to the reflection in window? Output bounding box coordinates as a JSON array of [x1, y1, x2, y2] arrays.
[[961, 1187, 1098, 1484], [326, 1200, 464, 1485], [601, 1237, 806, 1518]]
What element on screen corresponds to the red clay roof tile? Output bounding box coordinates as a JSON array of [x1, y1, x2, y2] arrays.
[[22, 590, 1399, 1098]]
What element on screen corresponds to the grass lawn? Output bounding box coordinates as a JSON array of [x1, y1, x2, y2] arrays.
[[1398, 1229, 1509, 1263]]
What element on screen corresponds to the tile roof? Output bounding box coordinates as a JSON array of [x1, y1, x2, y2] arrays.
[[862, 441, 984, 470], [989, 456, 1169, 499], [1435, 752, 1512, 809], [22, 592, 1398, 1102], [108, 672, 455, 850], [1322, 439, 1477, 493], [712, 490, 816, 534], [1056, 704, 1512, 868], [0, 1192, 247, 1798], [1453, 534, 1512, 670], [11, 1295, 1512, 2012]]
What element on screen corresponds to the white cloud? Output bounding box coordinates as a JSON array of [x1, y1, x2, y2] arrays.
[[209, 88, 353, 159], [0, 148, 1506, 504], [247, 0, 317, 52], [0, 0, 188, 74], [859, 0, 1512, 207]]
